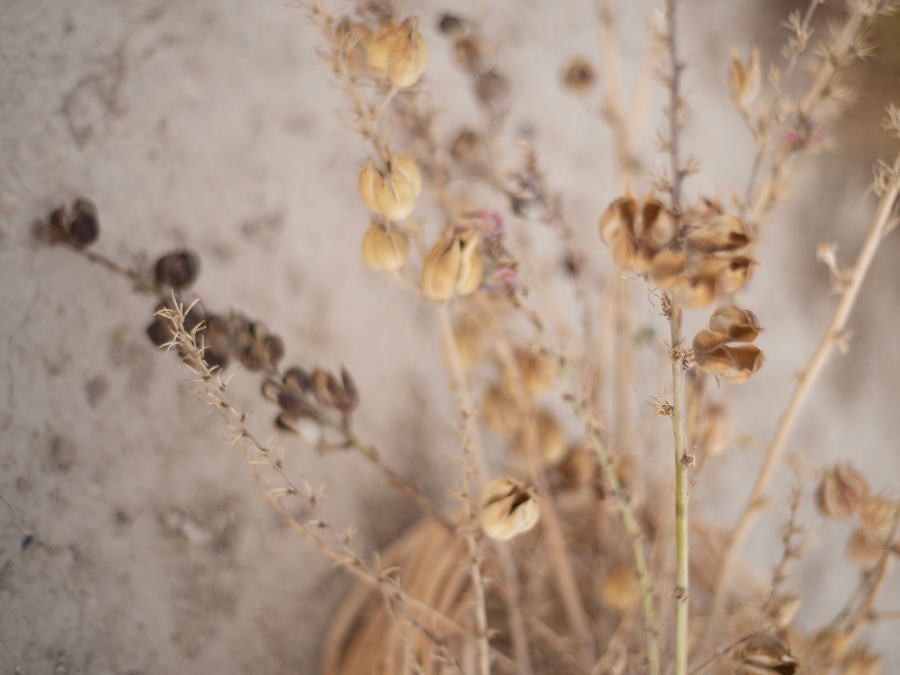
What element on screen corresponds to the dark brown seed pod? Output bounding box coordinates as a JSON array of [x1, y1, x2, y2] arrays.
[[154, 250, 201, 290], [261, 378, 282, 402], [341, 367, 360, 410], [283, 366, 313, 393], [146, 319, 171, 347], [240, 343, 265, 372], [437, 13, 465, 36], [69, 198, 100, 247], [475, 69, 510, 108], [264, 334, 285, 365], [49, 207, 68, 239], [203, 348, 230, 371]]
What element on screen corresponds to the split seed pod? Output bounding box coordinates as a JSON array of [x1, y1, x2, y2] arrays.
[[367, 18, 428, 89], [362, 221, 410, 271], [728, 47, 760, 109], [358, 156, 422, 221], [480, 478, 540, 541], [736, 634, 798, 675], [815, 464, 868, 518], [692, 305, 764, 383], [602, 564, 640, 611], [421, 230, 484, 300], [598, 193, 676, 274]]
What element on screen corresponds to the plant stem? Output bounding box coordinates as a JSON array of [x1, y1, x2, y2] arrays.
[[708, 147, 900, 632], [666, 1, 689, 672]]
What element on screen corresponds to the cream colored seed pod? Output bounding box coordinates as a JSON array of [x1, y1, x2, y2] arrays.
[[366, 20, 402, 76], [534, 410, 566, 465], [602, 564, 640, 611], [847, 528, 882, 571], [387, 18, 428, 88], [480, 478, 540, 541], [362, 221, 409, 272], [358, 156, 422, 221], [442, 317, 483, 372], [421, 230, 484, 301], [816, 464, 868, 518], [358, 159, 382, 213], [511, 348, 555, 398]]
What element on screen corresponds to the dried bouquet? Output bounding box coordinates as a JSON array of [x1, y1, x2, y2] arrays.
[[36, 0, 900, 674]]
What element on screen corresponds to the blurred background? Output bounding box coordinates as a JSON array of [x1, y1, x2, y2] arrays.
[[1, 0, 899, 672]]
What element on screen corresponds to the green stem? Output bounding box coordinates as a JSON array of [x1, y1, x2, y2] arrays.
[[670, 302, 689, 675]]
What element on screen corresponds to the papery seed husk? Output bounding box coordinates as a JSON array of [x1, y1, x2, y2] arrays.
[[422, 231, 461, 301], [847, 528, 883, 570], [720, 255, 756, 294], [480, 480, 540, 541], [362, 221, 410, 271], [815, 464, 868, 518], [388, 18, 428, 88], [455, 231, 484, 296], [688, 214, 751, 254], [707, 305, 762, 342], [366, 20, 402, 77], [358, 159, 383, 213], [481, 384, 520, 437], [599, 197, 638, 270], [390, 155, 422, 199]]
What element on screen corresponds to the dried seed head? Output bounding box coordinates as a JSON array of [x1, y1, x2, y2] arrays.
[[367, 19, 402, 77], [358, 159, 382, 213], [421, 229, 484, 300], [443, 316, 483, 372], [154, 250, 201, 290], [562, 57, 596, 95], [769, 593, 802, 628], [728, 47, 760, 109], [815, 464, 868, 518], [840, 644, 884, 675], [859, 496, 898, 538], [737, 634, 798, 675], [437, 13, 465, 36], [481, 384, 520, 437], [598, 193, 675, 273], [388, 18, 428, 88], [480, 478, 540, 541], [474, 69, 511, 109], [510, 348, 555, 398], [453, 34, 485, 74], [362, 221, 410, 271], [359, 155, 423, 221], [533, 410, 566, 464], [557, 445, 596, 491], [602, 564, 640, 611], [687, 215, 751, 254], [69, 198, 100, 247], [146, 318, 171, 347], [450, 128, 485, 166], [847, 528, 883, 570], [692, 305, 764, 383]]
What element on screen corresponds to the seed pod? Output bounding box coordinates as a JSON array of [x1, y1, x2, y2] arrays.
[[728, 47, 760, 109], [261, 378, 282, 403], [265, 334, 284, 365], [602, 564, 639, 611], [692, 305, 764, 383], [474, 69, 510, 108], [859, 496, 898, 537], [481, 384, 519, 437], [147, 318, 171, 347], [453, 34, 484, 74], [362, 221, 410, 271], [361, 155, 422, 221], [203, 347, 230, 371], [155, 250, 201, 290], [69, 198, 100, 247], [769, 593, 802, 628], [687, 215, 751, 254], [847, 528, 883, 570], [421, 230, 484, 300], [534, 410, 566, 464], [450, 128, 485, 167], [387, 18, 428, 88], [563, 57, 596, 95], [442, 316, 483, 372], [283, 366, 313, 394], [437, 14, 465, 36], [511, 348, 555, 398], [366, 20, 403, 77], [736, 634, 798, 675], [557, 445, 595, 491], [816, 464, 868, 518], [480, 478, 540, 541], [841, 644, 884, 675]]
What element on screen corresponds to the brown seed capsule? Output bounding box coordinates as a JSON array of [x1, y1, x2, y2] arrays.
[[692, 305, 764, 383], [847, 528, 883, 570], [283, 366, 313, 394], [450, 128, 485, 167], [362, 221, 410, 271], [481, 384, 519, 437], [154, 250, 201, 290], [841, 644, 884, 675], [264, 334, 284, 365], [563, 57, 596, 95], [599, 193, 676, 274], [69, 198, 100, 247], [480, 478, 540, 541], [146, 319, 171, 347], [602, 564, 640, 611], [517, 349, 555, 398], [474, 69, 510, 108], [816, 464, 869, 518], [557, 445, 596, 491], [453, 34, 484, 74], [736, 634, 798, 675], [437, 14, 466, 36], [421, 230, 484, 300]]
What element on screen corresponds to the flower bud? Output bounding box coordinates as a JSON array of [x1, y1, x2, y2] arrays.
[[480, 478, 540, 541], [602, 564, 640, 611], [815, 464, 868, 518], [362, 221, 409, 271], [421, 230, 484, 300]]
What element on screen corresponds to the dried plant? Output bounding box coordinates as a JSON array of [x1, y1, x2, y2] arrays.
[[33, 0, 900, 674]]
